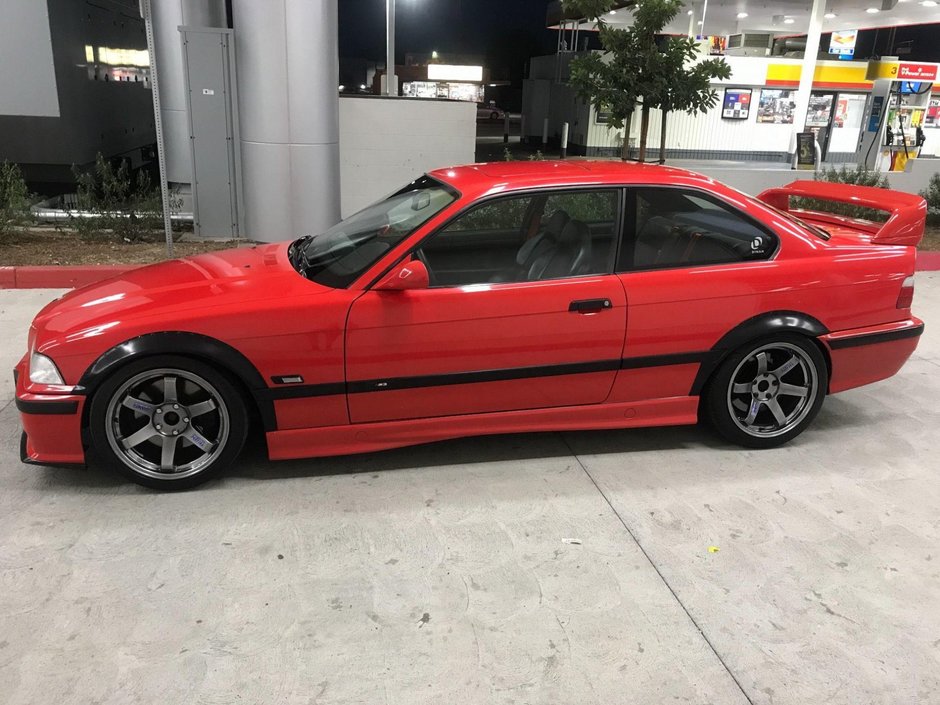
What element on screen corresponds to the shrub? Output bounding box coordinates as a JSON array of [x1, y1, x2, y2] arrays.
[[792, 164, 890, 222], [71, 154, 163, 242], [0, 160, 32, 239], [920, 173, 940, 226]]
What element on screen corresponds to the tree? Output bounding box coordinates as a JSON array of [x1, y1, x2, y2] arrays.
[[563, 0, 731, 162]]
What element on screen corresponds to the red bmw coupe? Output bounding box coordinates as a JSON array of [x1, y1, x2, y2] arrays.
[[15, 161, 925, 489]]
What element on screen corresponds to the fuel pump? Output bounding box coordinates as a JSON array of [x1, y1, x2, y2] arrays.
[[858, 59, 938, 171]]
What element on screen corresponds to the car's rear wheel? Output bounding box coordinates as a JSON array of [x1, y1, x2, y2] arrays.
[[491, 111, 500, 121], [705, 335, 827, 448], [89, 356, 248, 490]]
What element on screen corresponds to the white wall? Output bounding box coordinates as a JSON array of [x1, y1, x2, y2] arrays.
[[690, 157, 938, 199], [338, 96, 476, 217], [574, 55, 876, 158], [0, 0, 59, 117]]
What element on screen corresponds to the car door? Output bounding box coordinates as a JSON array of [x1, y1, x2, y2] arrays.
[[611, 185, 781, 400], [344, 188, 627, 424]]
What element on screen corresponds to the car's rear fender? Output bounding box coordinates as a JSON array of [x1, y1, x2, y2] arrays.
[[76, 332, 276, 433], [690, 311, 831, 396]]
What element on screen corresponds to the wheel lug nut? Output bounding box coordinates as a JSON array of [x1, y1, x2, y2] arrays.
[[173, 404, 179, 409], [156, 424, 162, 430], [183, 418, 189, 423], [156, 409, 162, 414], [173, 430, 179, 436]]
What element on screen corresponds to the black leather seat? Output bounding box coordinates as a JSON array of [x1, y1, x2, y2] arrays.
[[490, 210, 569, 282], [526, 219, 592, 280]]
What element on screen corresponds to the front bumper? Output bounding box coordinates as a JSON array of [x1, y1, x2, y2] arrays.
[[14, 355, 87, 466]]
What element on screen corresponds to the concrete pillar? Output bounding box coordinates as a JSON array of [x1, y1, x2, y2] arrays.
[[232, 0, 341, 243], [151, 0, 226, 184], [790, 0, 826, 154]]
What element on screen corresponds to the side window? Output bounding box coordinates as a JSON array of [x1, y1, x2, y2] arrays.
[[623, 188, 777, 271], [418, 189, 619, 287], [443, 197, 530, 233]]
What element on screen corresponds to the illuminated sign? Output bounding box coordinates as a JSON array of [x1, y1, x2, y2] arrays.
[[427, 64, 483, 82], [828, 30, 857, 58], [867, 60, 939, 82], [898, 62, 938, 81]]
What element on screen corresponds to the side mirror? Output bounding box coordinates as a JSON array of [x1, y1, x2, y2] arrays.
[[374, 258, 430, 291]]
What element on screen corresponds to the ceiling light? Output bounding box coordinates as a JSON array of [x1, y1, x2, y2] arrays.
[[737, 11, 748, 18], [609, 9, 617, 14], [866, 7, 880, 12], [920, 0, 937, 6], [783, 17, 795, 24], [824, 11, 837, 18], [698, 20, 703, 25], [687, 9, 694, 15]]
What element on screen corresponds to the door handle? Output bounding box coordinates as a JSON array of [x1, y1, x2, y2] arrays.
[[569, 298, 612, 313]]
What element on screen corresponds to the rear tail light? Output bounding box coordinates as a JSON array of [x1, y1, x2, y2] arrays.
[[897, 275, 915, 309]]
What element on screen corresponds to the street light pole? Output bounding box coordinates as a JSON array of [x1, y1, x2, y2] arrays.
[[385, 0, 396, 95]]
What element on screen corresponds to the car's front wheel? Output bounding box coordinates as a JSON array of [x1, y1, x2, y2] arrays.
[[705, 335, 827, 448], [89, 356, 248, 490]]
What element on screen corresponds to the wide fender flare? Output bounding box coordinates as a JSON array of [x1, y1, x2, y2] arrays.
[[76, 331, 277, 431], [690, 311, 829, 395]]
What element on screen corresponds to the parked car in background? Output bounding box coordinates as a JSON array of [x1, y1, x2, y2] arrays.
[[16, 161, 925, 489], [477, 103, 506, 122]]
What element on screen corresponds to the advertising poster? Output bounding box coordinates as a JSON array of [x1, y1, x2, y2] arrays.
[[722, 88, 751, 120], [757, 89, 795, 124], [829, 30, 858, 59], [796, 132, 816, 169], [806, 94, 834, 127]]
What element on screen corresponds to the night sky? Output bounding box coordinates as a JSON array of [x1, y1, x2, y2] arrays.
[[338, 0, 557, 80], [338, 1, 940, 81]]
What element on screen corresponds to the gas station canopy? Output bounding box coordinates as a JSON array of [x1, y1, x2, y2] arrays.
[[547, 0, 940, 37]]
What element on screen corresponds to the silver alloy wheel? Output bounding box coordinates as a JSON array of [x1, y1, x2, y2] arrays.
[[726, 342, 818, 439], [104, 368, 230, 479]]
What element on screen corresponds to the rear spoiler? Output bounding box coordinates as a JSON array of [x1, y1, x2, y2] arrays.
[[757, 180, 926, 246]]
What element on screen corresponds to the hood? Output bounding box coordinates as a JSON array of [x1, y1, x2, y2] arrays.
[[32, 242, 332, 344]]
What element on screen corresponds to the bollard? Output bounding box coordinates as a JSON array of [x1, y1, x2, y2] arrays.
[[560, 122, 569, 159], [542, 117, 549, 149], [520, 114, 526, 145], [503, 112, 510, 144]]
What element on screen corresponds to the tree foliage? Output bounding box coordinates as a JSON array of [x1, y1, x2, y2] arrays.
[[72, 154, 164, 242], [563, 0, 730, 161], [0, 160, 32, 240], [920, 172, 940, 226]]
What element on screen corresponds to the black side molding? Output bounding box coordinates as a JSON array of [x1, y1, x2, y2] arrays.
[[621, 352, 706, 369], [15, 398, 79, 415], [347, 359, 622, 394], [828, 322, 924, 350]]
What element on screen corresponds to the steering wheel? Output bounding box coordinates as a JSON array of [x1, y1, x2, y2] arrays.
[[413, 248, 437, 286]]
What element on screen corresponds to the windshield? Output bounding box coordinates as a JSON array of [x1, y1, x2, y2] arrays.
[[290, 176, 458, 288]]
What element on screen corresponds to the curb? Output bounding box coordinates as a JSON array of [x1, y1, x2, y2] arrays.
[[0, 265, 137, 289], [1, 254, 939, 291], [917, 251, 940, 272]]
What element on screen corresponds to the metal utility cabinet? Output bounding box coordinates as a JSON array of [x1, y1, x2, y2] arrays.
[[179, 26, 243, 239]]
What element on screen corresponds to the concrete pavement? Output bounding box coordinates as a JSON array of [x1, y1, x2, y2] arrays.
[[1, 276, 938, 704]]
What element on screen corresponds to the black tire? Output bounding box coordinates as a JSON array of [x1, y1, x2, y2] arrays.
[[490, 111, 500, 121], [88, 355, 248, 490], [705, 334, 827, 449]]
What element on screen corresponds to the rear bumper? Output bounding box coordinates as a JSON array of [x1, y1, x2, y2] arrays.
[[821, 317, 924, 394], [14, 356, 87, 467]]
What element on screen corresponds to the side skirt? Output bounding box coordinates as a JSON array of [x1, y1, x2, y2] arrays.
[[266, 396, 700, 460]]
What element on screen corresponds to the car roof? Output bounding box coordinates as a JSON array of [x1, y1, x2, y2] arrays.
[[428, 160, 721, 199]]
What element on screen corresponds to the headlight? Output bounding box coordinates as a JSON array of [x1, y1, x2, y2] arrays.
[[29, 352, 65, 385]]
